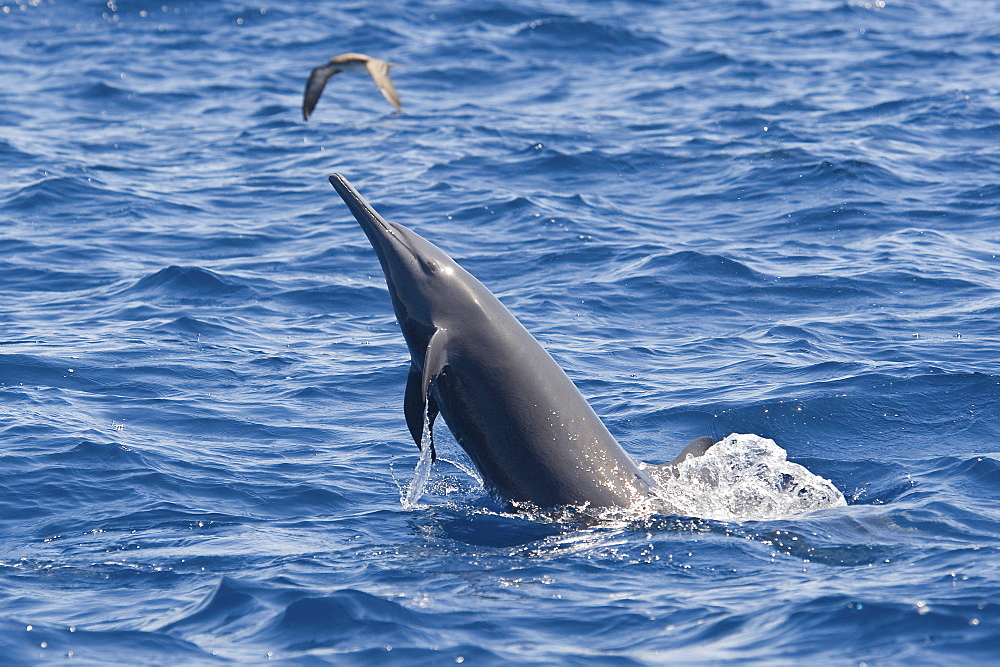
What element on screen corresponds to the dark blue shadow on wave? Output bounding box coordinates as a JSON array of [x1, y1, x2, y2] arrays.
[[266, 590, 506, 661], [758, 594, 1000, 662], [0, 353, 100, 391], [124, 265, 259, 306], [2, 175, 111, 213], [510, 15, 665, 56], [425, 506, 565, 547], [158, 576, 506, 662], [275, 591, 435, 650], [152, 315, 235, 337], [0, 619, 219, 664], [159, 576, 272, 636]]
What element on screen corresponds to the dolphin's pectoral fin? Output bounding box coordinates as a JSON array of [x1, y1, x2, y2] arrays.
[[421, 329, 450, 401], [402, 330, 449, 461], [404, 362, 425, 448], [421, 329, 450, 463], [404, 362, 442, 462], [404, 360, 442, 462]]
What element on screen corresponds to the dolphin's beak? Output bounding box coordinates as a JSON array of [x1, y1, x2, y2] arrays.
[[329, 173, 395, 241], [331, 173, 420, 289]]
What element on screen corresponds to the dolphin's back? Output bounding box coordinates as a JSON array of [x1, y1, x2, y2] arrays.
[[435, 299, 655, 507]]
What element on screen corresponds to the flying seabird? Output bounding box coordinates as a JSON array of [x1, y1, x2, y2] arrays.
[[302, 53, 402, 119]]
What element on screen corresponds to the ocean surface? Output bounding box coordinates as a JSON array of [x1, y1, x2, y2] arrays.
[[2, 0, 1000, 663]]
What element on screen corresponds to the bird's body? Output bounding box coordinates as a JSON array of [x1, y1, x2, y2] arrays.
[[302, 53, 402, 119]]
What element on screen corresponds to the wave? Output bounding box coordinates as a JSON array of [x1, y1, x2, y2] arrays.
[[3, 0, 1000, 662], [125, 266, 259, 305], [511, 16, 667, 55], [0, 619, 212, 664]]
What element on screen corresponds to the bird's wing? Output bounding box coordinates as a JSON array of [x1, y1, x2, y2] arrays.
[[302, 65, 338, 120], [364, 58, 402, 112]]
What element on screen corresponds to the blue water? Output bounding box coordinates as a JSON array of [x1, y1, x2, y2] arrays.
[[3, 0, 1000, 662]]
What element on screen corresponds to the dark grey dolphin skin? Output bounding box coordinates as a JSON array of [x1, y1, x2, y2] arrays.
[[330, 174, 709, 509]]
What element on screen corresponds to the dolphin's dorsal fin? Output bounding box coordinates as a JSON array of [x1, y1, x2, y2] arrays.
[[667, 435, 716, 466], [647, 436, 717, 480]]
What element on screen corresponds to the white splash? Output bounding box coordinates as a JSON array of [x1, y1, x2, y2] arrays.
[[401, 413, 436, 509], [401, 442, 434, 509], [647, 433, 846, 522]]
